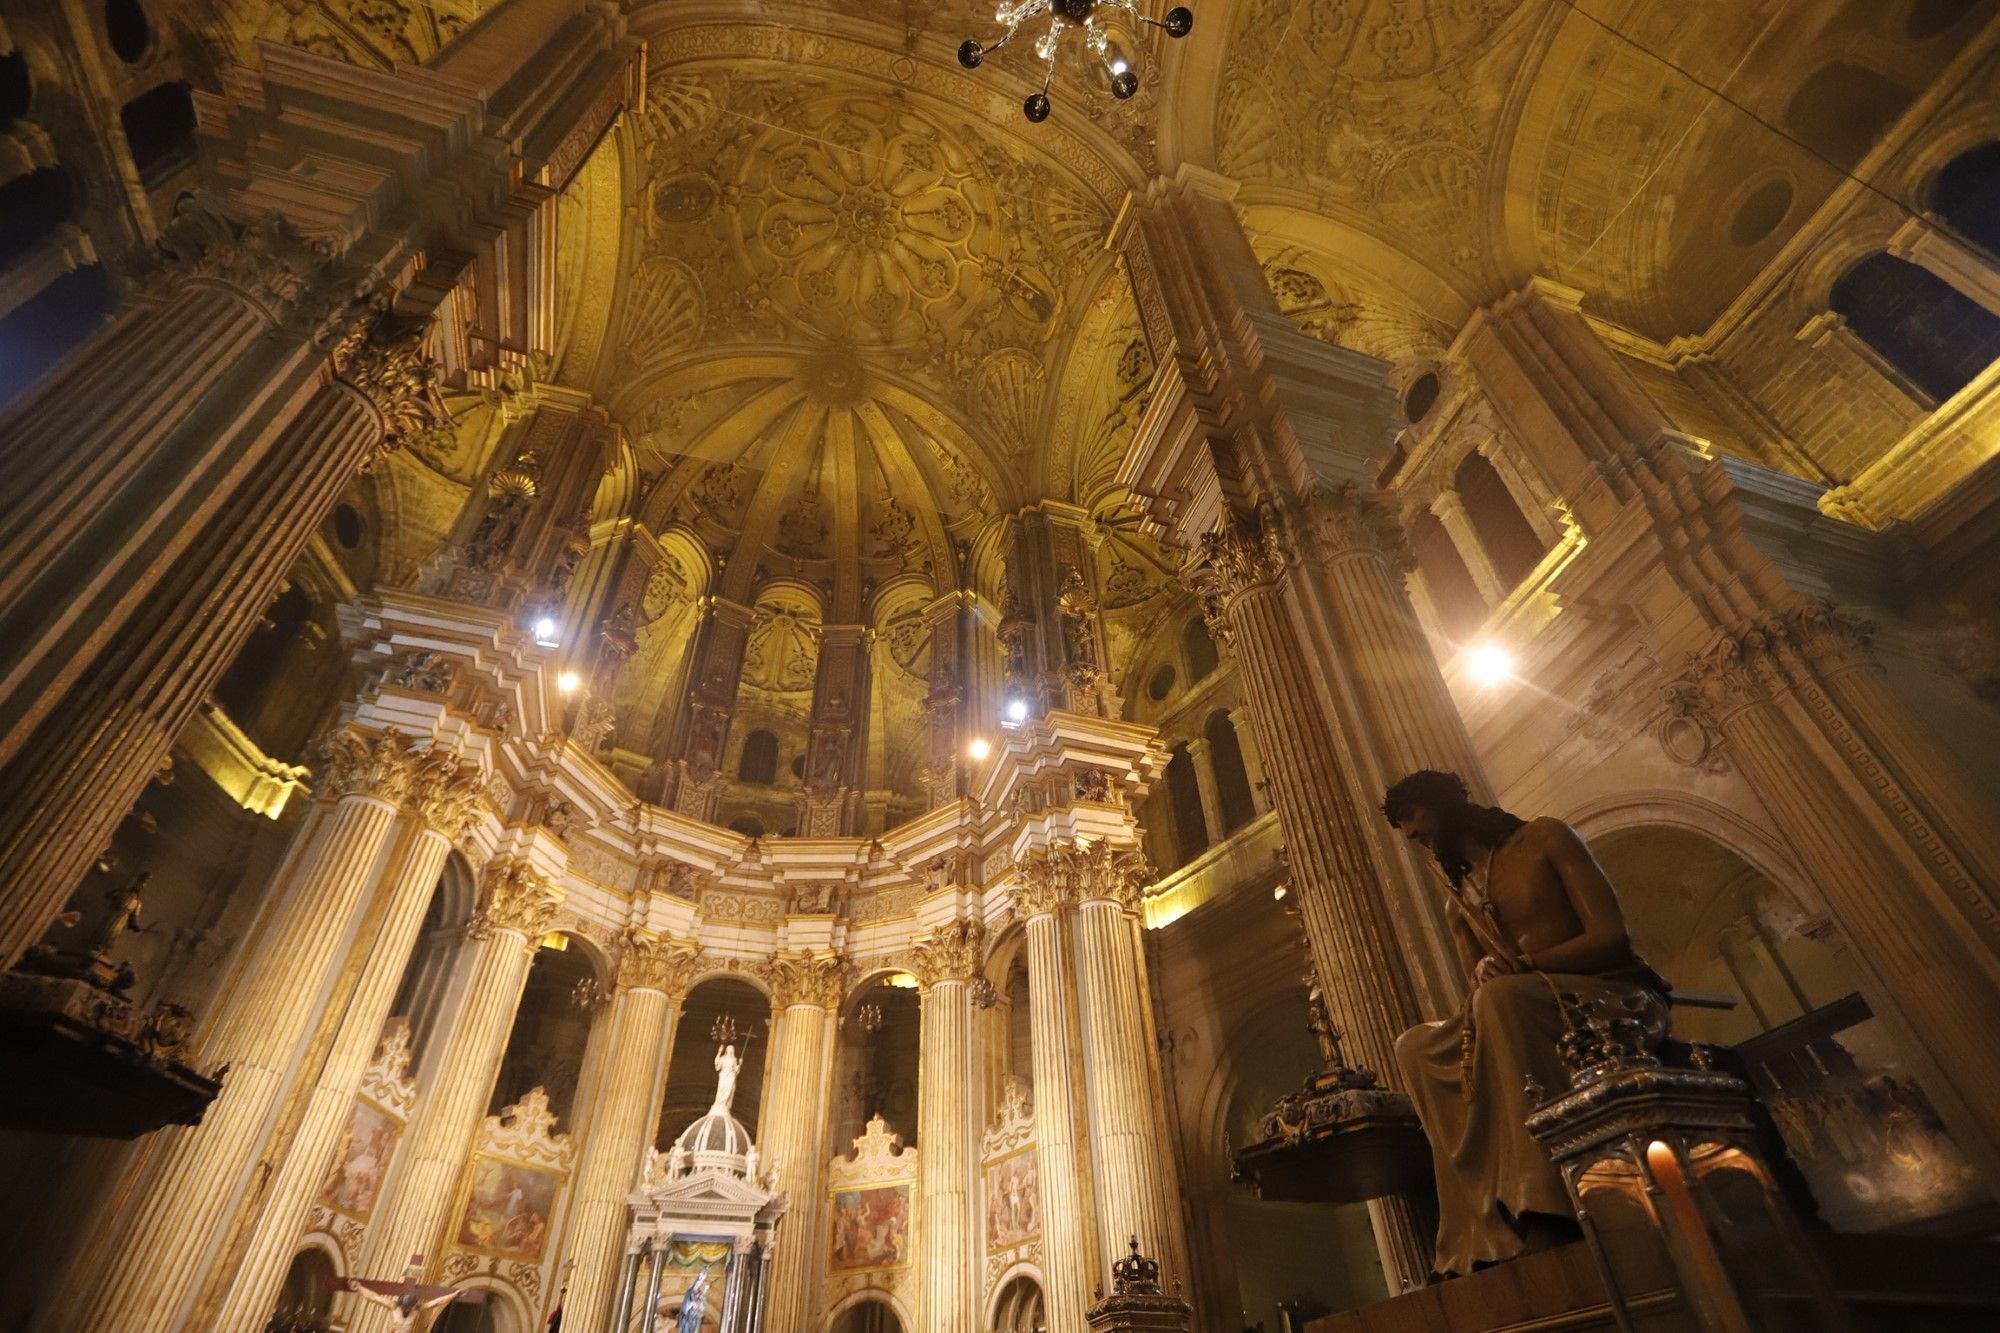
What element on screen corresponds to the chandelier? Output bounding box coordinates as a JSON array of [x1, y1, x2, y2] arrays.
[[958, 0, 1194, 122]]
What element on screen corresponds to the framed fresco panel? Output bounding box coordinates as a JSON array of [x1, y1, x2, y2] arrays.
[[454, 1155, 562, 1261], [828, 1183, 912, 1272], [319, 1098, 402, 1222], [985, 1148, 1039, 1250]]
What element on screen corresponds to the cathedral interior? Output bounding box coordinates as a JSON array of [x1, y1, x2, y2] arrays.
[[4, 0, 2000, 1330]]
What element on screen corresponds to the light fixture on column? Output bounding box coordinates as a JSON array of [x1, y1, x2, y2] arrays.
[[968, 736, 992, 761], [1466, 643, 1513, 686], [959, 0, 1194, 122], [532, 615, 561, 647], [1004, 696, 1029, 724]]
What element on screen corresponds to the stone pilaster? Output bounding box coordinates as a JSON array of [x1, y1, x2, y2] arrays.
[[1017, 857, 1096, 1333], [798, 625, 872, 837], [347, 858, 563, 1331], [50, 729, 443, 1330], [1426, 490, 1506, 605], [556, 930, 702, 1331], [208, 747, 486, 1327], [656, 596, 756, 819], [912, 921, 986, 1333], [758, 950, 844, 1332], [1682, 607, 2000, 1177]]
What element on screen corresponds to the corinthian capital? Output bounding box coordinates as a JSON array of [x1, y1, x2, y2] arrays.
[[908, 920, 987, 990], [762, 951, 845, 1010], [616, 930, 704, 997], [151, 193, 333, 323], [469, 859, 564, 944], [405, 747, 487, 841], [1289, 482, 1413, 573], [318, 726, 423, 804], [1017, 839, 1153, 917], [330, 306, 448, 467], [1679, 602, 1876, 725]]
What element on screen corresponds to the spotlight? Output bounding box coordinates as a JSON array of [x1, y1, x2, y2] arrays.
[[533, 617, 560, 647], [1272, 884, 1287, 901], [968, 737, 992, 761], [1467, 644, 1513, 686], [1005, 698, 1028, 724], [557, 671, 581, 694]]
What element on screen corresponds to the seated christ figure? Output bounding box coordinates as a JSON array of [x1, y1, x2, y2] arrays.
[[1383, 770, 1668, 1277]]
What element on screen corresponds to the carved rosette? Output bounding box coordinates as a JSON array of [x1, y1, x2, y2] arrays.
[[615, 930, 705, 998], [762, 951, 846, 1010], [907, 919, 987, 991], [468, 859, 564, 944], [1016, 839, 1152, 917], [1679, 603, 1877, 727], [329, 306, 448, 468]]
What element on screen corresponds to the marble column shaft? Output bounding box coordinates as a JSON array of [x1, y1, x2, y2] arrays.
[[0, 371, 387, 971], [1024, 907, 1095, 1333], [1073, 897, 1189, 1289], [346, 863, 559, 1332], [53, 773, 407, 1331], [210, 819, 462, 1327], [1211, 577, 1434, 1285], [558, 959, 684, 1333], [914, 933, 981, 1333], [759, 961, 840, 1333]]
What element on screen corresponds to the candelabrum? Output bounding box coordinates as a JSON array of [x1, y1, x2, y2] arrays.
[[958, 0, 1194, 122]]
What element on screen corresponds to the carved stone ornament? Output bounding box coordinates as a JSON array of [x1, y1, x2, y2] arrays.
[[827, 1112, 917, 1188], [907, 919, 986, 989], [469, 859, 564, 943], [359, 1018, 418, 1120], [150, 193, 335, 324], [981, 1075, 1034, 1159], [406, 746, 487, 841], [317, 726, 424, 804], [1678, 602, 1877, 726], [477, 1085, 575, 1174], [1015, 839, 1153, 917], [615, 930, 705, 997], [761, 951, 846, 1010], [330, 304, 448, 467], [392, 650, 455, 694], [1291, 482, 1414, 574]]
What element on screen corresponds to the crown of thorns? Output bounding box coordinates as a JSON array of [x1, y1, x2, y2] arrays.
[[1381, 769, 1471, 827]]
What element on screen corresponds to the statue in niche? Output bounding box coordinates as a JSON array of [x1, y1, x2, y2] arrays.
[[1381, 770, 1668, 1278], [712, 1043, 743, 1115], [1056, 569, 1100, 670]]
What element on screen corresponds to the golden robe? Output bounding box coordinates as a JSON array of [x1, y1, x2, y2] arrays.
[[1393, 971, 1656, 1276]]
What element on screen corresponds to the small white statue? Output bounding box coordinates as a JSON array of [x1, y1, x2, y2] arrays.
[[711, 1042, 742, 1115]]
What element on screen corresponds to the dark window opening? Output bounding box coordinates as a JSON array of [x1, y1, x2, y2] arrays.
[[1831, 252, 2000, 403], [1165, 744, 1209, 868], [121, 82, 197, 183], [727, 815, 765, 838], [1181, 617, 1219, 682], [332, 502, 365, 550], [1933, 141, 2000, 258], [0, 265, 115, 409], [1411, 510, 1487, 639], [1905, 0, 1980, 41], [1205, 711, 1257, 834], [0, 168, 78, 267], [104, 0, 153, 63], [1454, 452, 1548, 591], [738, 728, 779, 784], [0, 51, 30, 123], [1402, 371, 1442, 424], [1146, 663, 1177, 701]]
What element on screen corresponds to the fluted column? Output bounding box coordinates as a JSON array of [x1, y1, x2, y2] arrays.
[[912, 922, 985, 1333], [0, 306, 439, 971], [1426, 491, 1506, 604], [759, 951, 844, 1333], [347, 859, 563, 1332], [1185, 528, 1434, 1285], [556, 932, 701, 1332], [52, 729, 437, 1331], [1183, 738, 1226, 844], [1685, 610, 2000, 1177], [1055, 845, 1190, 1292], [1018, 866, 1094, 1333]]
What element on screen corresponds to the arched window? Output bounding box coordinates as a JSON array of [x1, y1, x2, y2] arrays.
[[1932, 140, 2000, 257], [657, 977, 769, 1148], [433, 1301, 500, 1333], [0, 168, 76, 267], [1409, 510, 1486, 638], [386, 859, 476, 1069], [267, 1249, 335, 1333], [1831, 253, 2000, 403], [1164, 744, 1209, 868], [1204, 711, 1257, 834], [830, 1300, 904, 1333], [1782, 64, 1913, 172], [490, 941, 597, 1121], [1181, 617, 1219, 681], [737, 728, 779, 784], [993, 1276, 1047, 1333], [120, 82, 197, 182], [1453, 453, 1547, 591]]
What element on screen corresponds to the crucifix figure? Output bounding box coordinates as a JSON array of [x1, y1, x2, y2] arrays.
[[335, 1255, 483, 1331]]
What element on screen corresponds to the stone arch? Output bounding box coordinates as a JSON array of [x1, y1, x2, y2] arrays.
[[825, 1290, 909, 1332], [660, 973, 772, 1147], [1453, 449, 1548, 591], [1830, 252, 2000, 404], [988, 1270, 1047, 1332]]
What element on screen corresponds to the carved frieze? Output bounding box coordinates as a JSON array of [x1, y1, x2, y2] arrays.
[[1679, 603, 1877, 726]]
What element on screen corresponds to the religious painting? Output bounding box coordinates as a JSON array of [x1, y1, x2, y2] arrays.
[[453, 1156, 561, 1260], [985, 1148, 1040, 1250], [828, 1184, 911, 1272], [647, 1238, 731, 1333], [318, 1098, 401, 1221], [1740, 993, 1985, 1232]]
